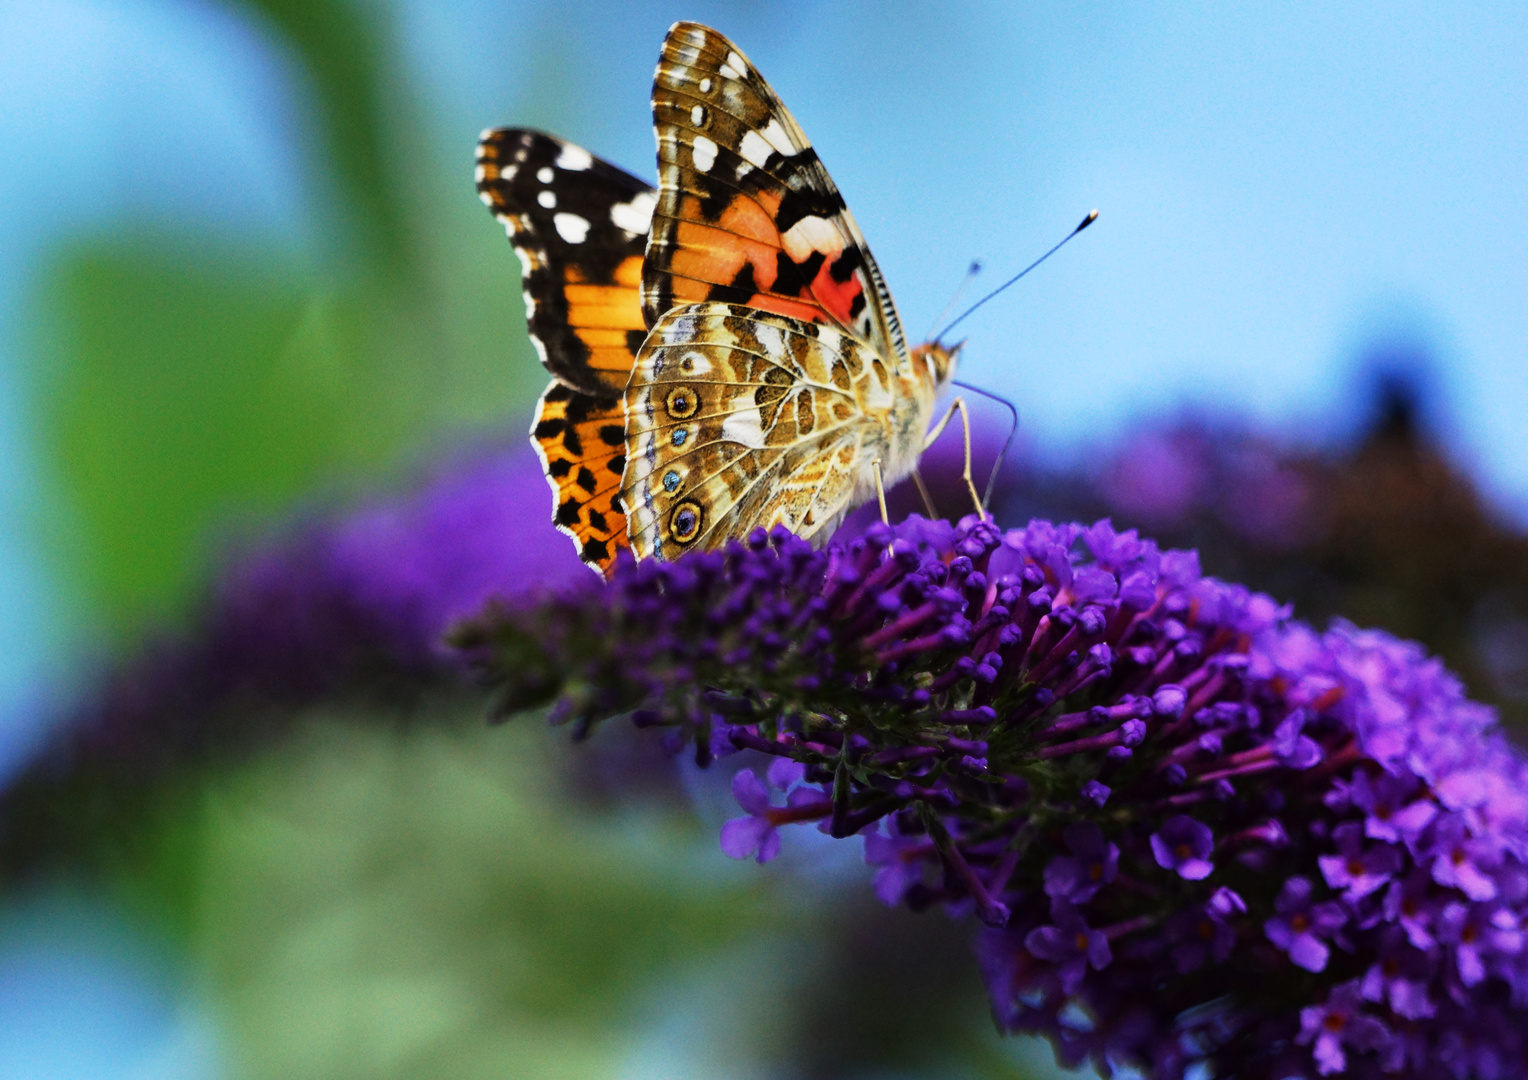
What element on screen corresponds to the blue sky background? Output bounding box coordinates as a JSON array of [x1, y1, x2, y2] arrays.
[[1, 1, 1525, 1075]]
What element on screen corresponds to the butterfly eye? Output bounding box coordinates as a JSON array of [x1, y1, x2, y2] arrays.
[[665, 385, 699, 419], [670, 500, 704, 543]]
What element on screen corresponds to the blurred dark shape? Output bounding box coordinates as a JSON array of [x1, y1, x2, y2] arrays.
[[986, 372, 1528, 733], [1302, 376, 1528, 731]]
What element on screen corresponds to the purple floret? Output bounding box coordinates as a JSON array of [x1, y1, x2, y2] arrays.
[[1150, 815, 1216, 881], [1265, 875, 1348, 972], [1023, 902, 1112, 994]]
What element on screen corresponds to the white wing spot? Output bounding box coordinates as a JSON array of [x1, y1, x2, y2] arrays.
[[761, 118, 797, 155], [753, 320, 784, 359], [536, 166, 554, 183], [553, 213, 590, 243], [610, 191, 656, 235], [690, 104, 706, 126], [698, 77, 712, 93], [555, 143, 593, 170], [721, 404, 766, 449], [662, 315, 699, 345], [738, 130, 774, 169], [718, 62, 741, 80], [679, 349, 711, 375], [537, 190, 556, 209], [734, 161, 754, 181], [726, 51, 747, 76], [691, 135, 718, 173], [781, 215, 843, 262]]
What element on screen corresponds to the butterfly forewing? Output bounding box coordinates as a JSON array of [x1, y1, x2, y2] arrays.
[[644, 22, 909, 367], [476, 128, 655, 398]]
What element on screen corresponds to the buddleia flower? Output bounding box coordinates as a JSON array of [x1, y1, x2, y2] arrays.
[[456, 514, 1528, 1079]]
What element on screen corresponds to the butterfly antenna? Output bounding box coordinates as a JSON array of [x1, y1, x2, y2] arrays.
[[923, 260, 982, 344], [950, 379, 1019, 509], [936, 210, 1098, 343]]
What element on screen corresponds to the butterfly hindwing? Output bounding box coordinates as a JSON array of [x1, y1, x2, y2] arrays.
[[622, 301, 897, 562], [476, 127, 656, 398], [530, 382, 630, 574], [644, 22, 909, 367]]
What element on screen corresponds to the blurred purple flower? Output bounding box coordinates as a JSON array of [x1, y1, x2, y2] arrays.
[[1297, 980, 1397, 1076], [1318, 821, 1403, 901], [1023, 902, 1111, 995], [1092, 423, 1319, 548], [0, 445, 583, 867], [1265, 876, 1347, 973], [1043, 822, 1118, 903]]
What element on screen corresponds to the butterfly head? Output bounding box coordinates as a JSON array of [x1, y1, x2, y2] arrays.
[[912, 340, 961, 394]]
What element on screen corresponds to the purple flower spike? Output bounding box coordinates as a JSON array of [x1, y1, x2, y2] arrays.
[[460, 514, 1528, 1079], [1150, 815, 1215, 880]]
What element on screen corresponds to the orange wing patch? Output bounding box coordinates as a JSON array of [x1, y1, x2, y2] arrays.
[[560, 255, 648, 385], [531, 381, 630, 576]]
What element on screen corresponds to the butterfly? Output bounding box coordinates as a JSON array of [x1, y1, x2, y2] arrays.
[[477, 21, 959, 577]]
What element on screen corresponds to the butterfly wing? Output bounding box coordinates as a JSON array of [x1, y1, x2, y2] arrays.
[[476, 127, 655, 398], [530, 382, 629, 574], [643, 22, 909, 368], [478, 128, 652, 573], [623, 302, 895, 562]]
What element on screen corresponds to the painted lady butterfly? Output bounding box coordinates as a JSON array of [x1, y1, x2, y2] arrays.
[[477, 21, 958, 576]]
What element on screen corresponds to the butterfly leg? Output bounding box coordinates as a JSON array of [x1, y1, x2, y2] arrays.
[[872, 458, 896, 557], [910, 467, 938, 518], [872, 458, 891, 527], [922, 398, 986, 518]]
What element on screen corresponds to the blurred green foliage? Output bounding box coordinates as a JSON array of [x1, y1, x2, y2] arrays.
[[191, 715, 787, 1080], [32, 0, 541, 638]]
